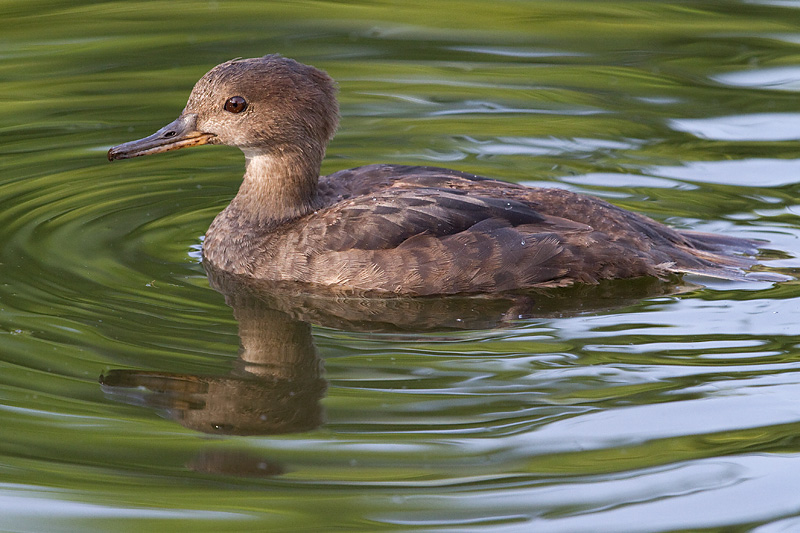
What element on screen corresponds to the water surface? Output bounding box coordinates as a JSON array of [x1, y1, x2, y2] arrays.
[[2, 1, 800, 532]]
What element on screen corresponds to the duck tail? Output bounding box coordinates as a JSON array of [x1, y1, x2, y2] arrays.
[[671, 230, 792, 282]]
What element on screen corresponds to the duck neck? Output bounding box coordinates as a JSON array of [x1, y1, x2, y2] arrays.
[[228, 147, 321, 226]]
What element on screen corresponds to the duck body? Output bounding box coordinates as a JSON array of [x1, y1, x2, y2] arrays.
[[109, 55, 769, 296], [203, 162, 760, 295]]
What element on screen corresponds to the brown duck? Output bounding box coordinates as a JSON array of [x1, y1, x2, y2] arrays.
[[108, 55, 776, 295]]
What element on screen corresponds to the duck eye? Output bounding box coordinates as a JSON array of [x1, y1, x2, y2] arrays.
[[224, 96, 248, 113]]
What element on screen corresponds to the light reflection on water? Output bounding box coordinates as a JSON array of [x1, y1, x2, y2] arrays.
[[670, 113, 800, 141], [713, 66, 800, 90], [1, 0, 800, 531]]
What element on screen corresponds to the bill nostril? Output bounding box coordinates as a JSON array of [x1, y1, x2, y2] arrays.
[[163, 130, 177, 138]]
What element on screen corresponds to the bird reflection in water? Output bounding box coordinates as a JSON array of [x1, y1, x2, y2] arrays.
[[100, 266, 692, 476]]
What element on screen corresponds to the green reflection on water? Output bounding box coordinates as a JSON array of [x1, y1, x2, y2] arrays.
[[1, 0, 800, 531]]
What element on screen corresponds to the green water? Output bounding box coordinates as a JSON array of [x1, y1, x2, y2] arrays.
[[2, 1, 800, 531]]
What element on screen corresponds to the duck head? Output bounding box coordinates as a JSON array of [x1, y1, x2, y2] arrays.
[[107, 55, 339, 162]]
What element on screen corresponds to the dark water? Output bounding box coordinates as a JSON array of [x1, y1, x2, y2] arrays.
[[2, 1, 800, 531]]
